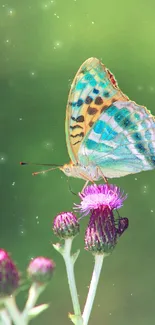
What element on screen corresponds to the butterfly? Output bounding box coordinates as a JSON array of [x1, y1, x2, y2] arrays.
[[21, 58, 155, 186], [61, 57, 155, 183]]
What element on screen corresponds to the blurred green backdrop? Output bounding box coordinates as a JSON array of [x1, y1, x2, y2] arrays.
[[0, 0, 155, 324]]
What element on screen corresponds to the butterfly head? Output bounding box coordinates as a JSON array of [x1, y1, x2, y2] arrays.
[[60, 162, 89, 179], [60, 163, 77, 177]]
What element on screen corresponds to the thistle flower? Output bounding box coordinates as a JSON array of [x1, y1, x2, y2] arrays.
[[53, 212, 79, 239], [28, 257, 55, 284], [77, 184, 126, 216], [76, 184, 128, 255], [0, 249, 20, 297]]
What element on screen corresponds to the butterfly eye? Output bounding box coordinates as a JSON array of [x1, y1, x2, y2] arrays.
[[64, 166, 71, 174]]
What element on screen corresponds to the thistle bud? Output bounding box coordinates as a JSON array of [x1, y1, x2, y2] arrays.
[[0, 249, 19, 297], [53, 212, 79, 239], [28, 257, 55, 284]]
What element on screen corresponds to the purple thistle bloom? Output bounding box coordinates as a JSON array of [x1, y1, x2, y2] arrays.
[[85, 207, 118, 254], [0, 249, 20, 297], [53, 212, 79, 239], [28, 257, 55, 284], [77, 184, 127, 216], [77, 184, 128, 254]]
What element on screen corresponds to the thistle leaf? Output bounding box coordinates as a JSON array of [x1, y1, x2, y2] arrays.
[[72, 250, 80, 264], [53, 243, 64, 255], [28, 304, 49, 319], [68, 313, 83, 325]]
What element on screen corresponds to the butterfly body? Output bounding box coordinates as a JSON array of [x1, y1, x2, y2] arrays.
[[60, 162, 102, 181], [63, 57, 155, 181]]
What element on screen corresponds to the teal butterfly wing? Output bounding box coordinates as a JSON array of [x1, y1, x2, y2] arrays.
[[65, 57, 128, 165], [78, 101, 155, 178]]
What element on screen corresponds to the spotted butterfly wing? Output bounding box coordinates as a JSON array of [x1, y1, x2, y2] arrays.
[[78, 101, 155, 177], [66, 57, 155, 178], [65, 57, 128, 164]]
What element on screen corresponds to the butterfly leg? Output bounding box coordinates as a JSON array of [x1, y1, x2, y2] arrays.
[[79, 172, 95, 192], [82, 180, 89, 192], [97, 167, 109, 184]]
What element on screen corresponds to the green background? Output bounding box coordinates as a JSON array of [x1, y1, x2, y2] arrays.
[[0, 0, 155, 324]]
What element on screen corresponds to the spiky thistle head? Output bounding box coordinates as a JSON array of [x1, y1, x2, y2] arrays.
[[76, 184, 128, 255]]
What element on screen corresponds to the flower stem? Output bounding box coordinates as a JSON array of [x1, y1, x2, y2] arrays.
[[82, 254, 105, 325], [22, 283, 45, 321], [62, 238, 82, 325], [4, 296, 26, 325], [0, 309, 12, 325]]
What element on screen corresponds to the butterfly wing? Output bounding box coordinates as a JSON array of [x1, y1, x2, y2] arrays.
[[65, 57, 128, 164], [78, 101, 155, 178]]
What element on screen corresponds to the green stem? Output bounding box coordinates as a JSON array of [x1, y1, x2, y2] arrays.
[[82, 254, 105, 325], [0, 309, 12, 325], [22, 283, 45, 321], [4, 296, 26, 325], [62, 238, 82, 324]]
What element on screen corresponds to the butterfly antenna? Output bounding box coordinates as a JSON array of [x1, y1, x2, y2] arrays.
[[20, 161, 61, 167], [32, 167, 59, 176], [20, 161, 62, 176]]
